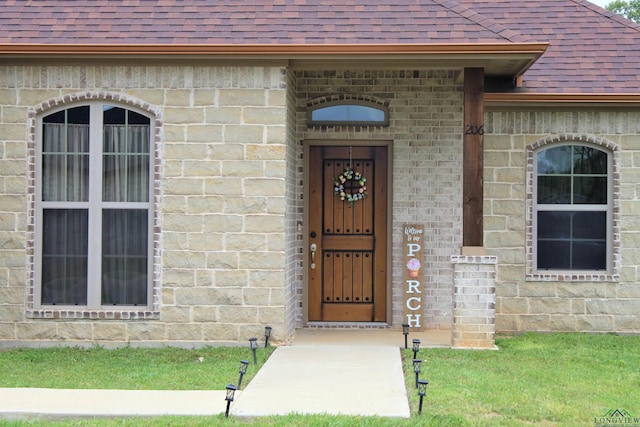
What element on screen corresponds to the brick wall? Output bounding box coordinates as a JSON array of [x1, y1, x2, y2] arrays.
[[296, 70, 464, 330]]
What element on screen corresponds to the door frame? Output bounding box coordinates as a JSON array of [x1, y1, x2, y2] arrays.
[[302, 139, 393, 324]]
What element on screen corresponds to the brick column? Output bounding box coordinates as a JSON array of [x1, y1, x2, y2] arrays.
[[451, 255, 497, 349]]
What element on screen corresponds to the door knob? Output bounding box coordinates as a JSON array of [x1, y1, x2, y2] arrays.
[[310, 243, 317, 270]]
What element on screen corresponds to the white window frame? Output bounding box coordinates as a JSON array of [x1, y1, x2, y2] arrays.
[[32, 101, 156, 312], [526, 136, 620, 282]]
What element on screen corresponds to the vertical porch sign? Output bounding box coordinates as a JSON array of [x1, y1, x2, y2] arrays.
[[403, 224, 424, 331]]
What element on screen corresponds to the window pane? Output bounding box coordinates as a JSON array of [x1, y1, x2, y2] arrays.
[[42, 123, 89, 202], [573, 211, 606, 239], [41, 209, 88, 305], [103, 108, 150, 202], [102, 209, 148, 306], [538, 176, 571, 204], [311, 104, 386, 124], [538, 211, 571, 239], [538, 240, 571, 269], [573, 146, 607, 174], [573, 177, 607, 204], [537, 146, 572, 174], [572, 241, 606, 270]]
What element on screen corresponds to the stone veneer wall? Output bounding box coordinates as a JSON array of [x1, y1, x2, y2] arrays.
[[296, 70, 464, 329], [484, 110, 640, 333], [0, 63, 289, 346]]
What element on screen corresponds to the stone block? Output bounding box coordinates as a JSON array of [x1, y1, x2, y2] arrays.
[[167, 323, 203, 341], [243, 107, 285, 125], [204, 107, 242, 124], [218, 306, 258, 323], [519, 314, 551, 331], [219, 89, 266, 106], [206, 252, 239, 269], [258, 306, 285, 324], [162, 269, 196, 288], [127, 322, 167, 341], [244, 215, 284, 233], [549, 315, 577, 331], [243, 288, 271, 306], [163, 250, 207, 269], [222, 160, 265, 177], [614, 315, 640, 331], [529, 298, 571, 315], [224, 125, 264, 143], [246, 144, 286, 160], [186, 125, 224, 143], [244, 178, 285, 196], [202, 323, 239, 341], [192, 306, 218, 322], [576, 315, 614, 332], [249, 270, 285, 288], [214, 269, 249, 288], [203, 214, 243, 233], [92, 323, 127, 341], [239, 251, 285, 270], [226, 233, 267, 251], [204, 178, 243, 195], [165, 107, 204, 124], [497, 297, 528, 314], [159, 306, 192, 323]]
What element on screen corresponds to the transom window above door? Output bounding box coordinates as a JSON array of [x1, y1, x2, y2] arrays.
[[35, 102, 154, 309], [307, 100, 389, 127]]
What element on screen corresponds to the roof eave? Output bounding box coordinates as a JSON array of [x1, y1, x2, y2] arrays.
[[0, 42, 548, 77], [486, 93, 640, 108]]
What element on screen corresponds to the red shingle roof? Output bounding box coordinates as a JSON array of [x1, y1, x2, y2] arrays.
[[1, 0, 639, 94]]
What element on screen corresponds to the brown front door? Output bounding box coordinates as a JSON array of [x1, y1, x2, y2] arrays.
[[308, 144, 387, 322]]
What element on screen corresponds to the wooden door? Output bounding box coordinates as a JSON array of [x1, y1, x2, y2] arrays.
[[308, 145, 387, 322]]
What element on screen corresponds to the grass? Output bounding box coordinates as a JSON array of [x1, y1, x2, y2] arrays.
[[0, 345, 274, 390], [0, 333, 639, 426]]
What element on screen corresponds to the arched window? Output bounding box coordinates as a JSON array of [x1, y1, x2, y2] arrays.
[[533, 143, 611, 272], [308, 101, 389, 127], [35, 102, 154, 308]]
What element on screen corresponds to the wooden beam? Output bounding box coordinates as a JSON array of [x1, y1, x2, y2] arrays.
[[463, 68, 484, 247]]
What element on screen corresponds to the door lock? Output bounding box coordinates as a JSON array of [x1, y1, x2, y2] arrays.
[[310, 243, 317, 270]]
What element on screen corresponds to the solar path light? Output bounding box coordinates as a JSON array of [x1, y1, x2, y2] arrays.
[[237, 360, 249, 389], [264, 326, 272, 348], [402, 324, 410, 349], [249, 337, 258, 364], [224, 384, 237, 418], [412, 338, 421, 359], [417, 379, 428, 414], [412, 358, 422, 388]]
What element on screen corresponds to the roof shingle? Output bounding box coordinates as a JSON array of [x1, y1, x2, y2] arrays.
[[1, 0, 639, 94]]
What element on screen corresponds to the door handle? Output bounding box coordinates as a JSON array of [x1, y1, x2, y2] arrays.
[[310, 243, 317, 270]]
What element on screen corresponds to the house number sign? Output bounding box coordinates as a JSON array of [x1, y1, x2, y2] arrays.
[[403, 224, 424, 331], [465, 124, 484, 135]]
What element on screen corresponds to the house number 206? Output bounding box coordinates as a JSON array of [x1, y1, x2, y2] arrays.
[[465, 124, 484, 135]]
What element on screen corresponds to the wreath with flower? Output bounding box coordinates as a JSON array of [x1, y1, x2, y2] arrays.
[[334, 167, 367, 204]]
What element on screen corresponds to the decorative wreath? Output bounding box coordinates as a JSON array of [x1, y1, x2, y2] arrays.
[[334, 167, 367, 204]]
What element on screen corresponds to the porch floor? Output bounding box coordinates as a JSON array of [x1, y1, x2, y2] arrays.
[[291, 327, 451, 348]]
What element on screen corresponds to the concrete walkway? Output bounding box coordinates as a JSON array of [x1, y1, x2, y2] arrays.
[[0, 329, 450, 419]]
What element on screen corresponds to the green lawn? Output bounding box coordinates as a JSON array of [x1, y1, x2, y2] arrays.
[[1, 333, 639, 426]]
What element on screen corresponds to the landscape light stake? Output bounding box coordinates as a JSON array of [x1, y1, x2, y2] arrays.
[[412, 339, 421, 359], [412, 358, 422, 388], [249, 337, 258, 364], [224, 384, 237, 418], [264, 326, 272, 348], [417, 379, 428, 414], [237, 360, 249, 389], [402, 324, 410, 349]]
